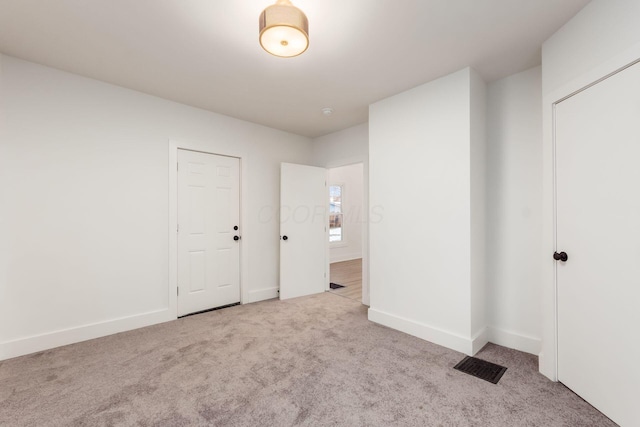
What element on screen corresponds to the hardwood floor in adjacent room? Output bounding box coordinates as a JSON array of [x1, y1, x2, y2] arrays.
[[329, 258, 362, 302]]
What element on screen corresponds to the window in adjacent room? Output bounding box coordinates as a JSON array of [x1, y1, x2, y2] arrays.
[[329, 185, 343, 242]]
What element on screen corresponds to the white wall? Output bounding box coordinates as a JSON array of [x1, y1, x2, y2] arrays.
[[368, 68, 487, 355], [0, 55, 6, 335], [0, 54, 313, 360], [540, 0, 640, 379], [469, 69, 487, 346], [486, 66, 542, 355], [329, 163, 363, 263], [312, 123, 368, 167], [312, 123, 370, 305], [542, 0, 640, 97]]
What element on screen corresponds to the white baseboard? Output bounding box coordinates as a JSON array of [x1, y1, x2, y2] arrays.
[[330, 253, 362, 264], [538, 351, 557, 381], [471, 327, 490, 355], [248, 287, 279, 303], [0, 309, 172, 361], [367, 310, 542, 358], [486, 326, 541, 355], [368, 308, 476, 355]]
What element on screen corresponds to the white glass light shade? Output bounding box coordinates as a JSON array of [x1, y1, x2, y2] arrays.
[[259, 0, 309, 58]]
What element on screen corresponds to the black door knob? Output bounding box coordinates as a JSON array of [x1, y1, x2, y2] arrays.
[[233, 225, 238, 231], [553, 251, 568, 262], [233, 235, 240, 241], [282, 235, 288, 241]]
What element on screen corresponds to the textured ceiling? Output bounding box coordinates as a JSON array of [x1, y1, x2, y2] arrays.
[[0, 0, 590, 137]]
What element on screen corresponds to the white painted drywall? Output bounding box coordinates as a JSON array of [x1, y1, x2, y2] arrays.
[[485, 66, 542, 355], [312, 124, 368, 167], [540, 0, 640, 380], [542, 0, 640, 97], [0, 54, 6, 335], [368, 67, 486, 355], [469, 69, 487, 352], [0, 54, 312, 360], [328, 163, 364, 263], [312, 123, 370, 306]]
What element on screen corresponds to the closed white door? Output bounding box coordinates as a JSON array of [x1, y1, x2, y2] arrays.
[[555, 61, 640, 427], [280, 163, 327, 300], [177, 149, 240, 316]]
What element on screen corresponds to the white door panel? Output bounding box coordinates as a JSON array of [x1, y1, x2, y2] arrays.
[[280, 163, 327, 300], [555, 61, 640, 427], [178, 149, 240, 316]]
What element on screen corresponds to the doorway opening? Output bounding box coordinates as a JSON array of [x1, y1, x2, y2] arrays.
[[327, 163, 364, 303]]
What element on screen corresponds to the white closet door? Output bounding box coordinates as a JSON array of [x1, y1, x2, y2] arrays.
[[555, 61, 640, 427], [280, 163, 327, 300], [177, 149, 240, 316]]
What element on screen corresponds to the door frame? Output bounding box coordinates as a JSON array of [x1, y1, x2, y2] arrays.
[[323, 157, 369, 306], [168, 139, 249, 319], [541, 48, 640, 381]]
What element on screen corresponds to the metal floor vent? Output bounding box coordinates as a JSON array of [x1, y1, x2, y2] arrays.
[[329, 282, 345, 289], [178, 302, 240, 319], [453, 356, 507, 384]]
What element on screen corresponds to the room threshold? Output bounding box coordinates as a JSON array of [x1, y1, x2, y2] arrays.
[[178, 302, 240, 319]]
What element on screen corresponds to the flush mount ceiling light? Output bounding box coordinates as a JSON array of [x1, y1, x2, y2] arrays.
[[259, 0, 309, 58]]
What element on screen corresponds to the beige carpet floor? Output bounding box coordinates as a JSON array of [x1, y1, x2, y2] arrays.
[[0, 293, 615, 426]]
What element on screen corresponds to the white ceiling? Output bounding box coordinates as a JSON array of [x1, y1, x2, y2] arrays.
[[0, 0, 589, 138]]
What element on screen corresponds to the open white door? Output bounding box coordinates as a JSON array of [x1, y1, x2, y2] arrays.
[[280, 163, 327, 300], [555, 61, 640, 427]]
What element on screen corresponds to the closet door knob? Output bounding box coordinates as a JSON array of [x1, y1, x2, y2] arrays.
[[234, 235, 240, 241], [282, 235, 288, 241], [553, 251, 568, 262]]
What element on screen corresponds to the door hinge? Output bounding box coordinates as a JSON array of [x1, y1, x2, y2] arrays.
[[177, 287, 179, 296], [177, 224, 179, 233]]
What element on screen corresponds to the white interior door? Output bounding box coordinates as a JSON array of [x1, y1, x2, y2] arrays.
[[555, 61, 640, 427], [280, 163, 327, 300], [177, 149, 240, 316]]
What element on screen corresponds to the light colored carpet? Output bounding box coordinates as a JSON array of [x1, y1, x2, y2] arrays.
[[0, 293, 615, 426]]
